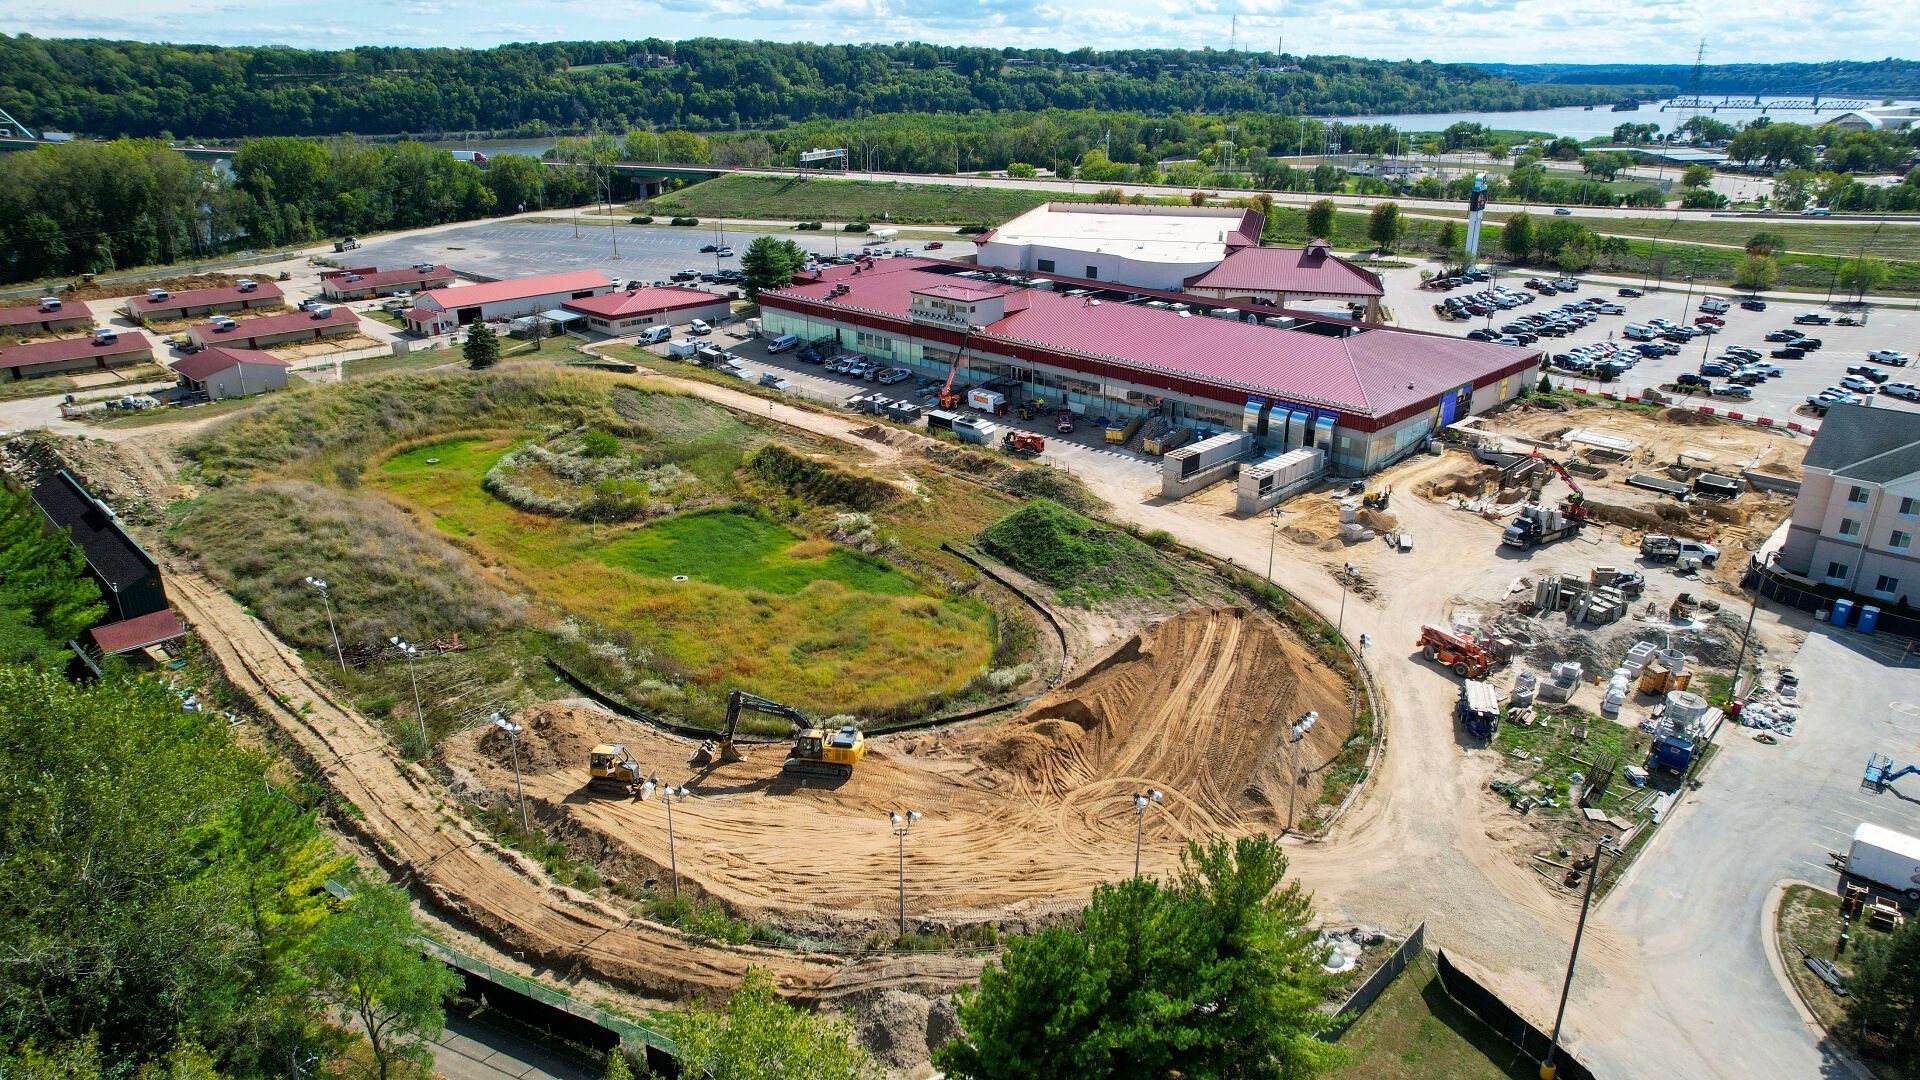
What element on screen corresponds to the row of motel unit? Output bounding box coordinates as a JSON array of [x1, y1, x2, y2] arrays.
[[758, 258, 1542, 476], [402, 271, 615, 335], [319, 263, 457, 301], [0, 333, 154, 381], [131, 279, 285, 324], [0, 300, 93, 336], [185, 305, 359, 349], [559, 285, 732, 334]]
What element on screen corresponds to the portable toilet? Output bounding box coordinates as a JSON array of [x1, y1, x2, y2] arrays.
[[1831, 598, 1855, 627], [1858, 605, 1880, 635]]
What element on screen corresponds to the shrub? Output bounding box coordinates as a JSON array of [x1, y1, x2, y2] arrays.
[[956, 224, 988, 235], [843, 222, 869, 233], [795, 221, 823, 230], [980, 499, 1178, 607], [669, 216, 700, 226], [629, 215, 654, 224], [579, 428, 622, 458]]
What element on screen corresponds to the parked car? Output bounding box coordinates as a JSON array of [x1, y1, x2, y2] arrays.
[[1675, 373, 1712, 390], [687, 319, 712, 335], [1617, 287, 1644, 298], [923, 241, 944, 250], [1700, 361, 1738, 377], [1711, 384, 1753, 400], [1772, 346, 1808, 359], [1055, 410, 1076, 433], [1793, 312, 1833, 325], [1596, 303, 1626, 315], [1765, 330, 1803, 342], [715, 246, 735, 257], [1740, 298, 1768, 312], [877, 368, 912, 384], [1880, 382, 1920, 401], [1797, 337, 1825, 351], [699, 243, 719, 253], [1809, 388, 1862, 408], [1846, 364, 1890, 383], [1841, 374, 1881, 393], [1868, 350, 1912, 367]]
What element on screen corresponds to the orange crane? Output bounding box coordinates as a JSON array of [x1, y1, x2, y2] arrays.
[[937, 331, 972, 410], [1530, 450, 1588, 522]]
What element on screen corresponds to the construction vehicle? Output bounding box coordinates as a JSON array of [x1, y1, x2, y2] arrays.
[[692, 689, 810, 768], [1361, 487, 1392, 510], [690, 689, 867, 781], [588, 744, 644, 793], [1417, 625, 1510, 678], [936, 348, 965, 410], [1002, 430, 1045, 455], [1501, 505, 1582, 550], [1864, 753, 1920, 793]]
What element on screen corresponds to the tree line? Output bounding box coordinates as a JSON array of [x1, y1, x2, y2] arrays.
[[0, 35, 1623, 141]]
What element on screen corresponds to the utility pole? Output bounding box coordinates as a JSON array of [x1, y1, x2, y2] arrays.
[[493, 713, 527, 833], [389, 636, 427, 749], [1540, 838, 1622, 1080], [1731, 551, 1780, 701], [661, 781, 691, 898]]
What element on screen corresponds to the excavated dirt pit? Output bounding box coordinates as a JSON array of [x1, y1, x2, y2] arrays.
[[445, 607, 1353, 934]]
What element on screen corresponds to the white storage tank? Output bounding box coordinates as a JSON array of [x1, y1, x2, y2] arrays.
[[1657, 649, 1688, 675], [1666, 690, 1709, 727]]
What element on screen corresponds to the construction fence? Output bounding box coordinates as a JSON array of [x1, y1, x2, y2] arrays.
[[1435, 950, 1598, 1080], [1318, 922, 1426, 1039], [1754, 564, 1920, 641]]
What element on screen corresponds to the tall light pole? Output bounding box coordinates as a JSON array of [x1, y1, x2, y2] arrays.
[[1288, 711, 1318, 827], [1337, 562, 1358, 639], [493, 712, 527, 833], [388, 637, 427, 749], [660, 780, 691, 898], [1730, 550, 1781, 703], [1132, 790, 1163, 877], [1266, 505, 1282, 583], [304, 576, 345, 673], [889, 810, 921, 939], [1540, 838, 1623, 1080]]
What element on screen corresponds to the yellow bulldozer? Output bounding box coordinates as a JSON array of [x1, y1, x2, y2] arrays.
[[691, 689, 866, 781], [588, 743, 644, 794], [1361, 487, 1392, 510]]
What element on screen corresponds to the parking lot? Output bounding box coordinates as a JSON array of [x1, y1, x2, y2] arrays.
[[1380, 265, 1920, 423], [352, 220, 956, 292]]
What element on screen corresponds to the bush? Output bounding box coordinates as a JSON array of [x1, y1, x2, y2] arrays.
[[670, 216, 700, 226], [579, 428, 622, 458], [629, 215, 654, 224], [795, 221, 823, 230], [980, 499, 1179, 607], [843, 222, 869, 233], [956, 224, 988, 235]]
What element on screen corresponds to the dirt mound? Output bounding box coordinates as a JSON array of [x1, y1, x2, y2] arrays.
[[1659, 408, 1716, 426], [854, 989, 933, 1069], [450, 699, 626, 775], [1419, 465, 1500, 499], [1357, 508, 1399, 532], [1286, 527, 1324, 545]]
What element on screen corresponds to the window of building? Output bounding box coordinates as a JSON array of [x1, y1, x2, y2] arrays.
[[1847, 484, 1870, 505], [1901, 497, 1918, 518], [1894, 530, 1914, 553], [1037, 259, 1055, 273], [1826, 562, 1849, 584], [1839, 518, 1862, 539], [1085, 266, 1099, 280], [1873, 574, 1900, 595]]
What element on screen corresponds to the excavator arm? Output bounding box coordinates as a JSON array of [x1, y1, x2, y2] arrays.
[[694, 690, 812, 767]]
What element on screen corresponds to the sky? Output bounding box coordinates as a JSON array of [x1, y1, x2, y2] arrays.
[[3, 0, 1908, 66]]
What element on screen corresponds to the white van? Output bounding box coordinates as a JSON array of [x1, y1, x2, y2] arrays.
[[1622, 324, 1655, 341], [637, 325, 671, 345], [766, 333, 800, 354]]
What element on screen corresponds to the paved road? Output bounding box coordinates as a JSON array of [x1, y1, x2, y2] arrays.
[[1591, 623, 1920, 1079], [426, 1012, 598, 1080]]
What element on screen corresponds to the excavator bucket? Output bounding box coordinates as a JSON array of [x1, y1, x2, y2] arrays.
[[690, 739, 743, 767]]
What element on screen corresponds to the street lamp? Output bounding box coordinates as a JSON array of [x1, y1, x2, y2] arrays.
[[889, 810, 922, 938], [1132, 790, 1163, 877], [388, 636, 427, 748], [1730, 550, 1781, 702], [493, 712, 527, 833], [1266, 505, 1283, 583], [659, 779, 692, 898], [1337, 562, 1358, 639], [1540, 837, 1624, 1080], [1288, 712, 1318, 826], [304, 576, 346, 673]]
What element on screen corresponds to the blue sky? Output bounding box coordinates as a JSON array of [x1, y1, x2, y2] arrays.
[[5, 0, 1904, 65]]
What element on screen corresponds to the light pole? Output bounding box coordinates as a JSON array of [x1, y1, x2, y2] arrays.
[[1132, 790, 1163, 877], [304, 575, 345, 673], [660, 779, 691, 898], [1267, 505, 1282, 583], [493, 712, 527, 833], [1288, 711, 1318, 827], [890, 810, 921, 939], [1730, 550, 1781, 702], [388, 636, 427, 748], [1337, 562, 1358, 639], [1540, 838, 1623, 1080]]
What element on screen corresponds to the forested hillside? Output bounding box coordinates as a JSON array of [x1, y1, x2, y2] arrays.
[[0, 36, 1624, 139]]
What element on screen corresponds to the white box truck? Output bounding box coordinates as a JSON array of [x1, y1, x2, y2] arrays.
[[1846, 823, 1920, 901], [666, 339, 698, 359]]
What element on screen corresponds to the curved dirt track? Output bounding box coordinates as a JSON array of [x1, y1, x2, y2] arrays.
[[166, 569, 982, 1000], [448, 607, 1353, 925]]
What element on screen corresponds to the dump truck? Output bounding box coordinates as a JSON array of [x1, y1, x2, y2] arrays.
[[1417, 625, 1509, 678], [588, 744, 644, 793], [1843, 823, 1920, 901]]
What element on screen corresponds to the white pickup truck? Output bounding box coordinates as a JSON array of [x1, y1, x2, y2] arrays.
[[1641, 534, 1721, 567]]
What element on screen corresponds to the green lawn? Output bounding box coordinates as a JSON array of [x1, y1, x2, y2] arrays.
[[639, 173, 1079, 226], [1326, 953, 1538, 1080], [596, 507, 916, 596]]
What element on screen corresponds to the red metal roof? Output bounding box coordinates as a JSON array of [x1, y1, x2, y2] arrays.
[[192, 306, 358, 340], [561, 286, 725, 319], [320, 264, 455, 290], [172, 346, 290, 381], [135, 280, 284, 311], [413, 271, 611, 312], [763, 260, 1532, 419], [911, 282, 1012, 302], [1184, 244, 1385, 298], [0, 335, 151, 371], [0, 303, 88, 327], [86, 608, 186, 654]]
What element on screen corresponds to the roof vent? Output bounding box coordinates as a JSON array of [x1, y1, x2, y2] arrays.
[[1178, 311, 1193, 318], [236, 279, 258, 291]]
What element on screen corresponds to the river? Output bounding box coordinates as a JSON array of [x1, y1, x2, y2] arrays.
[[1322, 96, 1919, 139]]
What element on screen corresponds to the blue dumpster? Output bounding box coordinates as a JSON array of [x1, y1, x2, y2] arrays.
[[1831, 598, 1855, 627], [1859, 605, 1880, 635]]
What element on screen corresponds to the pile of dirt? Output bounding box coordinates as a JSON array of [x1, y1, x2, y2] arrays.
[[1583, 499, 1712, 540], [1418, 465, 1500, 499], [1660, 408, 1715, 426], [853, 989, 934, 1069], [457, 699, 622, 775], [1356, 508, 1399, 532]]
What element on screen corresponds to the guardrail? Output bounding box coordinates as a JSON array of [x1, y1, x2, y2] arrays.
[[419, 938, 679, 1067]]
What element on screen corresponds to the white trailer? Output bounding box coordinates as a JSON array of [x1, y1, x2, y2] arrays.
[[1847, 822, 1920, 901]]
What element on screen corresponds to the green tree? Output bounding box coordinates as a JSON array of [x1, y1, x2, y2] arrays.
[[1501, 211, 1535, 262], [1005, 162, 1037, 178], [741, 235, 807, 299], [603, 1050, 636, 1080], [668, 969, 879, 1080], [1838, 256, 1890, 301], [483, 154, 545, 214], [1304, 198, 1337, 240], [464, 322, 501, 369], [936, 835, 1343, 1080], [1435, 219, 1460, 253], [0, 482, 107, 667], [1733, 253, 1778, 294], [1579, 152, 1627, 181], [1846, 913, 1920, 1070], [1366, 201, 1401, 250], [305, 881, 458, 1080], [1745, 231, 1787, 256], [1681, 164, 1715, 188]]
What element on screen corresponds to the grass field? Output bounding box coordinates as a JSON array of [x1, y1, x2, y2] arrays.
[[1326, 953, 1537, 1080], [979, 499, 1189, 608], [639, 173, 1077, 226]]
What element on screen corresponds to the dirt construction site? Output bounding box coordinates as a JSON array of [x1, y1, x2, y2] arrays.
[[445, 607, 1354, 935]]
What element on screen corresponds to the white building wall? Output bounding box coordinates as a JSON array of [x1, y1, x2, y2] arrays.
[[475, 287, 612, 322], [976, 240, 1216, 291]]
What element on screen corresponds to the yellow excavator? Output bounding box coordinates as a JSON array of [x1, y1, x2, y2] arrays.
[[588, 744, 644, 793], [1361, 487, 1392, 510], [691, 689, 866, 780]]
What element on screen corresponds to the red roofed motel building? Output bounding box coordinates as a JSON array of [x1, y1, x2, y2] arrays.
[[759, 259, 1540, 476], [561, 286, 731, 335], [1184, 240, 1385, 322], [319, 264, 458, 301], [172, 347, 291, 401], [0, 300, 93, 336], [974, 203, 1262, 292], [402, 272, 614, 335], [130, 280, 283, 324], [0, 333, 154, 381], [186, 305, 359, 349]]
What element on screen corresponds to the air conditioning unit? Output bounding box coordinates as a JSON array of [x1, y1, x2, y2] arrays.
[[236, 279, 258, 291], [38, 296, 61, 311], [343, 274, 361, 282], [414, 263, 434, 273], [147, 288, 170, 301], [92, 327, 118, 343], [309, 305, 333, 318]]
